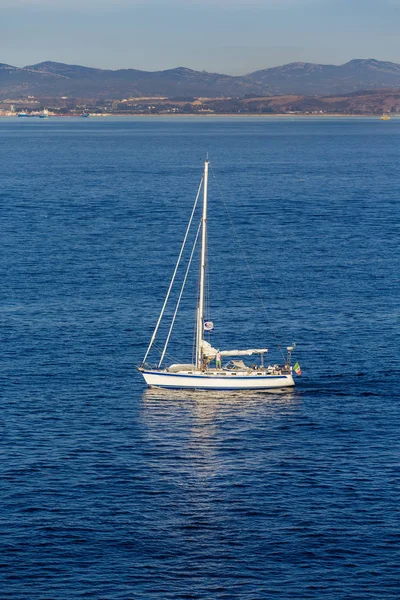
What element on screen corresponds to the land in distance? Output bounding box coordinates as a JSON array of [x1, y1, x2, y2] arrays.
[[3, 58, 400, 99], [2, 89, 400, 116]]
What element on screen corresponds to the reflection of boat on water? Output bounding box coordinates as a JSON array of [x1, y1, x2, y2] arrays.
[[141, 387, 300, 427], [139, 159, 300, 391], [143, 386, 298, 403], [380, 113, 391, 120]]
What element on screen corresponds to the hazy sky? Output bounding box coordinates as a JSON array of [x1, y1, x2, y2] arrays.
[[1, 0, 400, 73]]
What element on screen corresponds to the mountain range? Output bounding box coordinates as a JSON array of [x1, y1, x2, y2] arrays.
[[2, 58, 400, 99]]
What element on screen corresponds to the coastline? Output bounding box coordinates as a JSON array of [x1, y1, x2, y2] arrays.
[[0, 113, 390, 118]]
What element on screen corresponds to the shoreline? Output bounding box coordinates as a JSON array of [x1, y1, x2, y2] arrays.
[[0, 113, 391, 118]]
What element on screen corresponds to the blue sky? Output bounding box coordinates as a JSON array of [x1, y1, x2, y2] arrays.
[[1, 0, 400, 73]]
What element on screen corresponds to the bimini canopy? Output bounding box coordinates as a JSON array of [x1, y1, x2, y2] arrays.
[[201, 340, 268, 358]]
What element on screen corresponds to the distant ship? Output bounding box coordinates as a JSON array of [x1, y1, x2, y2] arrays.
[[81, 113, 90, 118], [380, 113, 391, 121], [17, 112, 30, 117], [39, 108, 49, 119]]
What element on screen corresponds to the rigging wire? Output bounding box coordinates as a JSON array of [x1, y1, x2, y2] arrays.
[[151, 343, 181, 366], [192, 241, 201, 365], [191, 308, 197, 366], [142, 177, 203, 365], [158, 219, 202, 367], [209, 163, 286, 362]]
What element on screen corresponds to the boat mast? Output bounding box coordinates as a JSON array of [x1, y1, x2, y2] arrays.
[[196, 159, 209, 369]]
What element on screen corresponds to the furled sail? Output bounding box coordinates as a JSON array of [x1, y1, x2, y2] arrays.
[[201, 340, 268, 357], [201, 341, 218, 357], [221, 349, 269, 356]]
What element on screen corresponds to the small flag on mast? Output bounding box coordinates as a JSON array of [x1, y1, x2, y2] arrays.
[[293, 362, 302, 376]]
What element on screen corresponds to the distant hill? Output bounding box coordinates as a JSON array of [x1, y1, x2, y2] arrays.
[[3, 59, 400, 99], [0, 62, 260, 99], [247, 59, 400, 95]]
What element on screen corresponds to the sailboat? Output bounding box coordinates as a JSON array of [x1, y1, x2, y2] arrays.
[[138, 160, 297, 390]]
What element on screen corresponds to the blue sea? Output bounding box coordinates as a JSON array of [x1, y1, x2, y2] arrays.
[[1, 116, 399, 599]]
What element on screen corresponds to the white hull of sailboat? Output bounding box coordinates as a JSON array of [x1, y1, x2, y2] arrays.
[[142, 370, 295, 390]]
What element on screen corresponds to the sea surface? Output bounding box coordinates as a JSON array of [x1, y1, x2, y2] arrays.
[[0, 116, 399, 599]]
